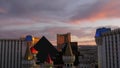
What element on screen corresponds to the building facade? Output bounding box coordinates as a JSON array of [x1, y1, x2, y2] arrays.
[[57, 33, 71, 51], [95, 27, 120, 68], [78, 46, 98, 68], [0, 35, 40, 68], [0, 39, 25, 68]]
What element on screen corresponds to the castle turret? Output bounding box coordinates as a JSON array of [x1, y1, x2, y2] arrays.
[[62, 34, 75, 68], [22, 35, 39, 68]]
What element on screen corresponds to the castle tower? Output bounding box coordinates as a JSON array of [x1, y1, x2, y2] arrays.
[[62, 35, 75, 68], [22, 35, 38, 68]]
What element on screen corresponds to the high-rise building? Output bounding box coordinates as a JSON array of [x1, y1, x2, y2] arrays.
[[0, 35, 40, 68], [0, 39, 25, 68], [95, 27, 120, 68], [57, 33, 71, 51]]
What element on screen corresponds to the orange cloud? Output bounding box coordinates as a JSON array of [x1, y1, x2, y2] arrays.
[[78, 40, 96, 45]]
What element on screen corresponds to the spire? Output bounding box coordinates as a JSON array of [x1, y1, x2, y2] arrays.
[[64, 34, 73, 56], [24, 45, 33, 60], [64, 43, 73, 56], [24, 35, 33, 60]]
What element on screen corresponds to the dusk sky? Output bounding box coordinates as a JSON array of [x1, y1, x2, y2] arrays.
[[0, 0, 120, 45]]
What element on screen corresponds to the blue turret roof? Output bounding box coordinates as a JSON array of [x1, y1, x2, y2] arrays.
[[95, 27, 111, 37], [25, 35, 32, 41]]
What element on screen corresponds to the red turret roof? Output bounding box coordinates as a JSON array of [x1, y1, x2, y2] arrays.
[[45, 54, 53, 64], [30, 47, 38, 54]]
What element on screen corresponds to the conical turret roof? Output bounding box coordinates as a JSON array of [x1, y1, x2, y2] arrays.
[[24, 45, 33, 60], [64, 43, 74, 56], [64, 34, 74, 56], [30, 46, 38, 54]]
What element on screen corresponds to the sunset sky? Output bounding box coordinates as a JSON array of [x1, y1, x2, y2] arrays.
[[0, 0, 120, 45]]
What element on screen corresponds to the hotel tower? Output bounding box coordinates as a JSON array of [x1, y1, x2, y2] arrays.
[[0, 39, 25, 68], [95, 27, 120, 68], [57, 33, 71, 51], [0, 35, 39, 68]]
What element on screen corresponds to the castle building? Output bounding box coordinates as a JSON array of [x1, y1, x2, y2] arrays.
[[62, 34, 75, 68], [95, 27, 120, 68], [57, 33, 79, 66], [22, 35, 39, 68]]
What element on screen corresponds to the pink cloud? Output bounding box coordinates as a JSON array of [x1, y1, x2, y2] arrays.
[[0, 0, 119, 46], [69, 0, 120, 23]]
